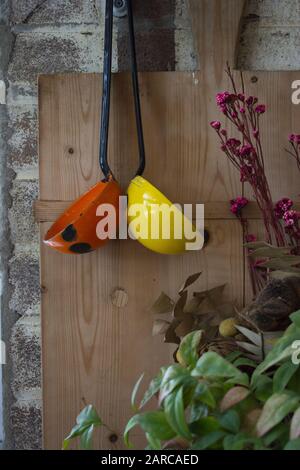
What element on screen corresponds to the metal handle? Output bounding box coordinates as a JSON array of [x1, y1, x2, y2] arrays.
[[126, 0, 146, 176], [99, 0, 114, 180], [99, 0, 146, 180]]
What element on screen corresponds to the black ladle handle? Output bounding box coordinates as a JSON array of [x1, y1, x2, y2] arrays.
[[99, 0, 146, 180], [99, 0, 114, 181], [126, 0, 146, 176]]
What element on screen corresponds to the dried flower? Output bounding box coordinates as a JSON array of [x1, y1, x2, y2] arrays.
[[274, 198, 294, 219], [255, 104, 266, 114], [246, 234, 257, 243], [240, 145, 253, 157], [210, 120, 221, 130], [216, 92, 231, 106], [283, 210, 300, 227], [289, 134, 296, 142], [230, 197, 249, 215], [211, 65, 286, 250]]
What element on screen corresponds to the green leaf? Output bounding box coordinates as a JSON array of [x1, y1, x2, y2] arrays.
[[124, 412, 176, 448], [219, 410, 240, 433], [164, 387, 192, 440], [192, 352, 249, 386], [194, 382, 216, 408], [225, 351, 242, 363], [63, 405, 102, 450], [189, 402, 208, 422], [256, 393, 299, 437], [159, 364, 196, 404], [263, 423, 288, 446], [192, 431, 226, 450], [254, 375, 273, 402], [131, 373, 144, 411], [284, 438, 300, 450], [80, 425, 94, 450], [273, 362, 298, 393], [76, 405, 102, 427], [220, 386, 250, 412], [190, 416, 220, 435], [251, 322, 300, 386], [140, 368, 165, 409], [290, 310, 300, 329], [233, 357, 257, 368], [290, 407, 300, 439], [145, 433, 162, 450], [176, 330, 203, 369], [223, 434, 246, 450]]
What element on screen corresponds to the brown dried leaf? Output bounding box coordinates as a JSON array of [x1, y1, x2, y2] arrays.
[[183, 296, 202, 314], [151, 292, 174, 314], [193, 297, 215, 315], [164, 320, 181, 345], [178, 272, 201, 295], [175, 315, 195, 337], [194, 284, 226, 308], [220, 386, 250, 412], [152, 319, 170, 336], [173, 290, 188, 319], [218, 302, 236, 319]]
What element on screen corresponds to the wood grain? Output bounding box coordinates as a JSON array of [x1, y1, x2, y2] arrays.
[[39, 72, 244, 449], [35, 200, 300, 223], [38, 0, 300, 450]]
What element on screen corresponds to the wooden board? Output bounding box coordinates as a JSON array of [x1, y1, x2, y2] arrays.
[[38, 0, 300, 449]]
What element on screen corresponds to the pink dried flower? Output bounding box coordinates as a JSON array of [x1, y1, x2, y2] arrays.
[[230, 197, 249, 215], [283, 210, 300, 227], [226, 138, 241, 148], [238, 94, 245, 102], [216, 92, 231, 106], [289, 134, 295, 142], [240, 145, 253, 157], [210, 120, 221, 130], [274, 198, 294, 219], [221, 129, 227, 137], [239, 107, 245, 114], [255, 104, 266, 114], [240, 164, 253, 182], [246, 96, 254, 106], [246, 234, 257, 243], [253, 129, 259, 139]]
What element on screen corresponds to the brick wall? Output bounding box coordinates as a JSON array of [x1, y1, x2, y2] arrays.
[[0, 0, 299, 450]]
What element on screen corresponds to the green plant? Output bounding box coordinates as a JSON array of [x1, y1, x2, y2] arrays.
[[65, 311, 300, 450]]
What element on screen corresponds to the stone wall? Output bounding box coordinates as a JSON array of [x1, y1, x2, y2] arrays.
[[0, 0, 299, 450]]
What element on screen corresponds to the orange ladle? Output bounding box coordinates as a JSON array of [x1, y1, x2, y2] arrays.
[[44, 0, 121, 254]]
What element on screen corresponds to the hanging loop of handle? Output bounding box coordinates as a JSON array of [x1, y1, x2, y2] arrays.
[[99, 0, 146, 180]]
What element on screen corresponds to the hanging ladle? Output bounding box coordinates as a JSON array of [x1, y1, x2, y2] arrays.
[[44, 0, 203, 255], [44, 0, 121, 254], [125, 0, 203, 254]]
